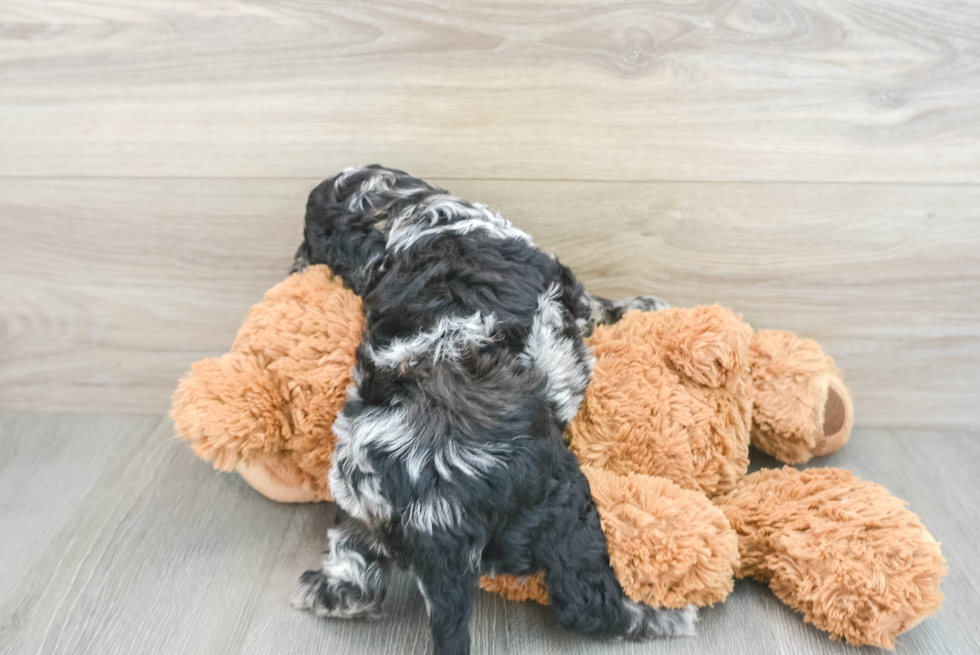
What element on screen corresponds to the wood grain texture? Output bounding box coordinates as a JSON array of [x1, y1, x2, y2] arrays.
[[1, 2, 976, 653], [1, 177, 978, 428], [1, 0, 979, 181], [0, 410, 976, 654]]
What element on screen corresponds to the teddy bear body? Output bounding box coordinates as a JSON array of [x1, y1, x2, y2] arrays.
[[172, 265, 945, 650]]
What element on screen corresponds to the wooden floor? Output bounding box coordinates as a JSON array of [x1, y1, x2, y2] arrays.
[[2, 1, 979, 653], [0, 410, 976, 655]]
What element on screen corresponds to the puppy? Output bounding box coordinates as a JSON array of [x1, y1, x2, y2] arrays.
[[290, 166, 688, 655]]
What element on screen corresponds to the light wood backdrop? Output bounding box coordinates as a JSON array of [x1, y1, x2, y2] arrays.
[[1, 0, 979, 428]]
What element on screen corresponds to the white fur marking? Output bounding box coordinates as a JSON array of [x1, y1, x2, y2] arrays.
[[415, 577, 433, 615], [522, 284, 594, 423], [329, 407, 413, 522], [386, 195, 533, 252], [347, 168, 397, 212], [624, 600, 698, 638], [368, 312, 498, 369], [403, 496, 464, 534], [291, 527, 389, 619]]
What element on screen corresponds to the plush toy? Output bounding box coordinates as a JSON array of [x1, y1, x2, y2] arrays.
[[172, 265, 945, 649], [173, 265, 361, 503]]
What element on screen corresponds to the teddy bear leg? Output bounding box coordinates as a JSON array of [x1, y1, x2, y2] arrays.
[[715, 468, 946, 648], [291, 519, 391, 619]]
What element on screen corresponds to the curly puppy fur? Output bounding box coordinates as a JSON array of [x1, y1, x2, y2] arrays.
[[288, 166, 689, 654]]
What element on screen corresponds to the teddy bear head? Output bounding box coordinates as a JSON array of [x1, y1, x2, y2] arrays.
[[171, 265, 361, 502], [566, 304, 756, 498]]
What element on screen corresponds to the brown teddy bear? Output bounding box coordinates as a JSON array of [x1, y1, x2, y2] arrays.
[[172, 265, 945, 649]]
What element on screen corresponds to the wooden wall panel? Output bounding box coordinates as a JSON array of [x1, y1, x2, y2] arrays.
[[1, 1, 978, 181], [1, 178, 977, 428]]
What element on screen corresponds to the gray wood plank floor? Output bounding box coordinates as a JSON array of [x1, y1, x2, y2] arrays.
[[0, 410, 975, 655]]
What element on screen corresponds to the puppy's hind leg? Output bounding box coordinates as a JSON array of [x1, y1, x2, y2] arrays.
[[292, 519, 390, 620], [535, 463, 696, 640]]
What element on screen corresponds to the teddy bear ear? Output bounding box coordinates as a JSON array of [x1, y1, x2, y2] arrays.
[[661, 305, 754, 388]]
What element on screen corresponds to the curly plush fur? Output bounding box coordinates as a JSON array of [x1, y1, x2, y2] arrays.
[[567, 306, 754, 498], [716, 467, 946, 648], [749, 330, 854, 463], [288, 166, 692, 655], [171, 265, 362, 501]]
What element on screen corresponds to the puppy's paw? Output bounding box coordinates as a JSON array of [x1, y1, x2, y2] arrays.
[[615, 295, 670, 314], [625, 601, 698, 639], [291, 569, 385, 620]]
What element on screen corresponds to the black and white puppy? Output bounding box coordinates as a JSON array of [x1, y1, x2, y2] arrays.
[[290, 166, 687, 655]]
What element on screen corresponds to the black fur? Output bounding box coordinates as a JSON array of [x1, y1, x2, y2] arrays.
[[290, 166, 688, 655]]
